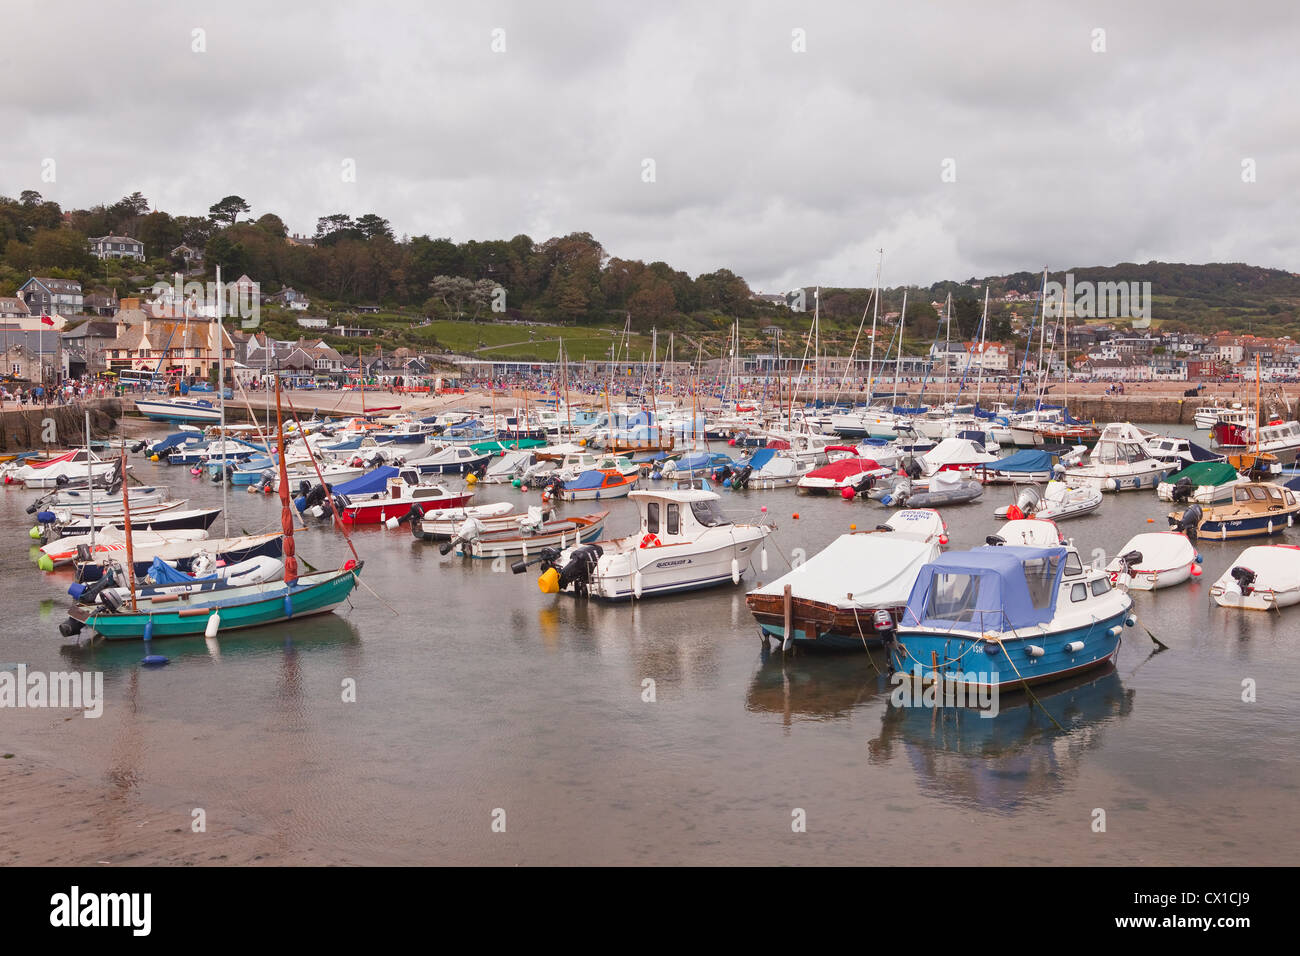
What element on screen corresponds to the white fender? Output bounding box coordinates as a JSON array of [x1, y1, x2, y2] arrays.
[[731, 558, 740, 585], [760, 548, 768, 572], [633, 571, 643, 599], [1064, 640, 1084, 653], [204, 611, 221, 638]]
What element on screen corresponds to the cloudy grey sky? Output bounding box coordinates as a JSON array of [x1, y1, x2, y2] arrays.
[[3, 0, 1296, 291]]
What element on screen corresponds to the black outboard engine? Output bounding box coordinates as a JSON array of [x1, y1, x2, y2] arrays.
[[1117, 550, 1144, 575], [731, 464, 753, 490], [852, 473, 876, 496], [1230, 565, 1257, 595], [557, 544, 604, 597], [302, 483, 329, 511], [1172, 477, 1194, 503], [904, 459, 923, 480], [712, 464, 733, 483], [542, 475, 566, 499], [396, 503, 423, 526], [298, 479, 312, 498], [130, 440, 147, 454], [76, 568, 118, 605], [516, 546, 563, 575], [985, 534, 1006, 546], [1175, 503, 1203, 538]]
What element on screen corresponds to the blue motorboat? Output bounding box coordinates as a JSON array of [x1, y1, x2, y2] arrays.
[[889, 544, 1133, 691]]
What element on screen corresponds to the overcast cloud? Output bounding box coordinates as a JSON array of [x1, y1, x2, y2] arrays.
[[3, 0, 1296, 291]]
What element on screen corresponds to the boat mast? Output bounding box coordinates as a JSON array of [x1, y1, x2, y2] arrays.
[[119, 436, 137, 611], [942, 292, 952, 404], [867, 250, 882, 404], [217, 265, 228, 540], [975, 285, 989, 408], [274, 375, 299, 585], [85, 411, 94, 552], [892, 290, 908, 408]]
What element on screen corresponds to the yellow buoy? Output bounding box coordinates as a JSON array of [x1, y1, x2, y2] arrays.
[[37, 554, 54, 571], [538, 567, 560, 594], [29, 526, 42, 539], [151, 454, 160, 461], [466, 473, 477, 485]]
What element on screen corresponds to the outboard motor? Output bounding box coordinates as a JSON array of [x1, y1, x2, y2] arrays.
[[440, 515, 485, 555], [1175, 503, 1203, 538], [903, 459, 922, 480], [541, 475, 567, 501], [396, 503, 423, 526], [1171, 477, 1194, 503], [851, 473, 876, 497], [731, 465, 753, 490], [712, 463, 733, 483], [985, 534, 1006, 546], [1230, 565, 1257, 595], [73, 567, 118, 605], [1117, 550, 1144, 576], [298, 479, 312, 499], [556, 543, 604, 597]]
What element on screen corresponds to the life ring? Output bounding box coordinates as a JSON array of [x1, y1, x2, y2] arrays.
[[639, 533, 661, 549]]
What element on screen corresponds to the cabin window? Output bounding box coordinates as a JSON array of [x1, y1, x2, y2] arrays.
[[1021, 556, 1061, 609], [1071, 582, 1088, 602], [925, 573, 983, 623], [645, 501, 660, 534], [1236, 487, 1249, 502], [1064, 552, 1084, 576], [1091, 577, 1111, 596], [1249, 486, 1267, 501], [666, 504, 680, 535], [690, 499, 729, 527], [1287, 492, 1296, 506], [1266, 486, 1281, 501]]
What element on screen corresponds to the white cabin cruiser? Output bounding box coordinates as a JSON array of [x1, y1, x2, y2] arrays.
[[537, 488, 772, 600], [1064, 422, 1170, 492]]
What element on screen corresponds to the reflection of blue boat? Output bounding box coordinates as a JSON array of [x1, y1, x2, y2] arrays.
[[891, 544, 1133, 690], [874, 666, 1135, 811]]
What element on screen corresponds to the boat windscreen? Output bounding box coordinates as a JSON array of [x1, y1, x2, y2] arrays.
[[690, 499, 730, 527]]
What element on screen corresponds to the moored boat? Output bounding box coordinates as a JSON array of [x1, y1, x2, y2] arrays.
[[1209, 545, 1300, 610], [1104, 532, 1199, 590], [537, 488, 769, 599], [890, 543, 1133, 691], [1168, 482, 1300, 540]]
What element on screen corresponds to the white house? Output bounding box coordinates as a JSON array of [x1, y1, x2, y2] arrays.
[[89, 235, 146, 261]]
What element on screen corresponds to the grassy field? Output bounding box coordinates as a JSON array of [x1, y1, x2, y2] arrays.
[[408, 320, 654, 361]]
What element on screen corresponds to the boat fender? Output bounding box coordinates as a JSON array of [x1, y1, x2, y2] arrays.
[[633, 571, 643, 599], [385, 516, 400, 530], [1064, 640, 1084, 653], [143, 619, 153, 642], [1026, 645, 1045, 658], [1125, 613, 1137, 627], [731, 558, 740, 585], [205, 611, 221, 637], [1108, 625, 1123, 638], [639, 533, 661, 549], [760, 547, 768, 572], [283, 595, 293, 619], [141, 655, 169, 667]]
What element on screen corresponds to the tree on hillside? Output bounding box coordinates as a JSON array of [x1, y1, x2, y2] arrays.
[[19, 190, 42, 207], [209, 195, 251, 227], [175, 215, 214, 247], [256, 213, 288, 237], [315, 214, 363, 246], [355, 214, 394, 241], [428, 275, 495, 319], [136, 211, 182, 259]]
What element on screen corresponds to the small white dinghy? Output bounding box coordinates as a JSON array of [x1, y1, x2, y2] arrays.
[[1030, 480, 1102, 521], [993, 518, 1065, 547], [1105, 532, 1199, 591], [1210, 545, 1300, 611]]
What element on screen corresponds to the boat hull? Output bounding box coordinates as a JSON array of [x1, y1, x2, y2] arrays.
[[71, 565, 361, 640], [890, 609, 1130, 690]]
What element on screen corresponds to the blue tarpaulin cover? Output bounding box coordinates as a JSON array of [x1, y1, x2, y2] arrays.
[[565, 469, 609, 490], [147, 556, 216, 585], [900, 545, 1068, 633], [987, 449, 1056, 473], [334, 466, 398, 496], [740, 448, 777, 470]]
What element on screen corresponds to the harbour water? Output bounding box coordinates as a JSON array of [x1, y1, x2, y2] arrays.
[[2, 423, 1297, 865]]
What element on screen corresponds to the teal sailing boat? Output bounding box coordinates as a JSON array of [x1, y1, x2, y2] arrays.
[[61, 379, 362, 642]]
